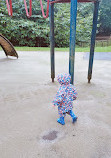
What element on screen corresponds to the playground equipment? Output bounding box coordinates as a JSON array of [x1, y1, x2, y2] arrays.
[[0, 34, 18, 58], [24, 0, 32, 18], [48, 0, 100, 84], [6, 0, 12, 16], [40, 0, 50, 18], [5, 0, 100, 83]]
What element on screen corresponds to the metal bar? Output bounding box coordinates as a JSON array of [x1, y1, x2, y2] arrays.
[[49, 2, 55, 82], [88, 0, 100, 83], [69, 0, 77, 84], [50, 0, 96, 4]]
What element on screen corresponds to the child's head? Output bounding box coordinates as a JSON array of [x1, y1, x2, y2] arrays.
[[57, 73, 71, 85]]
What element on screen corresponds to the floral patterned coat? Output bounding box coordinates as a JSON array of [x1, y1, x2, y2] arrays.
[[53, 74, 77, 117]]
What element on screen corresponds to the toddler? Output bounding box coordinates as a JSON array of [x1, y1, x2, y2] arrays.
[[52, 73, 77, 125]]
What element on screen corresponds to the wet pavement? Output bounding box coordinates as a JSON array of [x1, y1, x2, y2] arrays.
[[42, 130, 58, 141], [0, 51, 111, 158], [84, 52, 111, 60]]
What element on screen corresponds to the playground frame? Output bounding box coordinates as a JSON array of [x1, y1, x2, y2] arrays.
[[4, 0, 100, 84], [49, 0, 100, 84]]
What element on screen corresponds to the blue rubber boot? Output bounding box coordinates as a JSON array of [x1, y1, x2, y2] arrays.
[[69, 110, 77, 123], [57, 117, 65, 125]]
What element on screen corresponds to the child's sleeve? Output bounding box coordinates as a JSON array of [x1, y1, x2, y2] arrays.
[[73, 87, 77, 100], [68, 85, 77, 101], [52, 91, 65, 106]]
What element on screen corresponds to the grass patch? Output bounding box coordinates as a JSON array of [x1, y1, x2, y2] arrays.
[[0, 46, 111, 52], [76, 46, 111, 52], [15, 46, 111, 52]]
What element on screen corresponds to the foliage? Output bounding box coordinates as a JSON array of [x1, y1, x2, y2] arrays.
[[0, 0, 111, 47], [76, 3, 93, 44], [99, 0, 111, 35], [0, 0, 49, 46], [54, 3, 70, 47]]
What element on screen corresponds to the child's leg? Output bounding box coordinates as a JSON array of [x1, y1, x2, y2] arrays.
[[67, 110, 77, 123], [57, 113, 66, 125]]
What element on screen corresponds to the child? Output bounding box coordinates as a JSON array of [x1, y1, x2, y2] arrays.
[[52, 73, 77, 125]]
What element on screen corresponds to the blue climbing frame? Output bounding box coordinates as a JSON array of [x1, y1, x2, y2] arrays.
[[49, 2, 55, 82], [49, 0, 100, 84], [88, 0, 100, 83], [69, 0, 77, 84]]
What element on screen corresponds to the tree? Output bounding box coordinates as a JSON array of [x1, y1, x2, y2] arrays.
[[98, 0, 111, 35], [0, 0, 50, 46], [54, 3, 94, 47], [0, 0, 110, 47]]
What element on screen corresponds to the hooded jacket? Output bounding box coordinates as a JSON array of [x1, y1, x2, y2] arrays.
[[53, 74, 77, 114]]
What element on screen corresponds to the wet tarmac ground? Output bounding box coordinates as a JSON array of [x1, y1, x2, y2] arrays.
[[0, 51, 111, 158], [84, 52, 111, 60]]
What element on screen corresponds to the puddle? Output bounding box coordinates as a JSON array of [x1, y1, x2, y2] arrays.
[[42, 130, 58, 141], [40, 129, 64, 144]]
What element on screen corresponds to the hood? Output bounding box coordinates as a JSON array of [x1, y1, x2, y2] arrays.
[[57, 73, 71, 85]]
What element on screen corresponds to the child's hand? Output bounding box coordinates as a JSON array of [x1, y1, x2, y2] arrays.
[[52, 104, 56, 108]]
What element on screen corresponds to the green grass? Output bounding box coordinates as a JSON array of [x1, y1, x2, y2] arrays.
[[75, 46, 111, 52], [0, 46, 111, 52]]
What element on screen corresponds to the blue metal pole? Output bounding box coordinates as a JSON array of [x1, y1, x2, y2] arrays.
[[49, 2, 55, 82], [69, 0, 77, 84], [88, 0, 100, 83]]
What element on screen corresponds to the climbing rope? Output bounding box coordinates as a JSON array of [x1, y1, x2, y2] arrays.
[[24, 0, 32, 18], [40, 0, 50, 18], [6, 0, 13, 16]]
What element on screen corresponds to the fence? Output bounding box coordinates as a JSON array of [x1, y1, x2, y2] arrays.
[[78, 37, 111, 47]]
